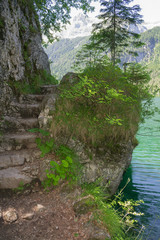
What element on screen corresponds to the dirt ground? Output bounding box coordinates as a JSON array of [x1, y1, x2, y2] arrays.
[[0, 181, 93, 240]]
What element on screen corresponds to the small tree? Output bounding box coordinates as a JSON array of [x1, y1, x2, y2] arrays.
[[73, 41, 105, 72], [92, 0, 144, 65]]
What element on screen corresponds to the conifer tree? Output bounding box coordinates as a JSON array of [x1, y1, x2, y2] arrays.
[[91, 0, 144, 65], [73, 41, 105, 71]]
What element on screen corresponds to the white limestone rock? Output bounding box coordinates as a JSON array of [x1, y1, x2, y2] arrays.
[[2, 208, 18, 223], [0, 168, 32, 189]]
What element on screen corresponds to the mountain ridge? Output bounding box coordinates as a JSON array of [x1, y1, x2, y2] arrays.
[[45, 26, 160, 88]]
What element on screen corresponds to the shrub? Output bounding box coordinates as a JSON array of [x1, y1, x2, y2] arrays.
[[51, 62, 153, 147], [29, 128, 81, 188], [81, 181, 144, 239]]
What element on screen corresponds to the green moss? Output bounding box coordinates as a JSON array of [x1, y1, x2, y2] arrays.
[[34, 14, 41, 32], [9, 69, 58, 95], [0, 17, 5, 41], [8, 0, 12, 13], [18, 19, 27, 38], [17, 0, 34, 10], [29, 24, 38, 34], [0, 17, 5, 28], [73, 197, 97, 215], [18, 0, 38, 28], [21, 39, 58, 91], [132, 137, 139, 147]]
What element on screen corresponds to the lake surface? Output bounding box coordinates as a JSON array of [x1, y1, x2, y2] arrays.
[[120, 98, 160, 240]]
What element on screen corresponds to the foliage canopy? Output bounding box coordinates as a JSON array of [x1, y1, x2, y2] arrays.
[[22, 0, 96, 42], [51, 61, 153, 148]]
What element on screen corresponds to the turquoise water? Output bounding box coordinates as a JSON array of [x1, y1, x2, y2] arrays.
[[120, 98, 160, 240]]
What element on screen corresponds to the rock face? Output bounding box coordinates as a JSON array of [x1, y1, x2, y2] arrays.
[[0, 0, 50, 82], [0, 0, 50, 119], [67, 139, 134, 195], [38, 85, 59, 129]]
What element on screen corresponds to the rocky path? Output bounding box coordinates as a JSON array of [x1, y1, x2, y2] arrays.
[[0, 183, 94, 240], [0, 181, 111, 240], [0, 85, 94, 240], [0, 85, 58, 189], [0, 84, 111, 240]]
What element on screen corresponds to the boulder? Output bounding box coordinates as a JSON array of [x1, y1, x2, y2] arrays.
[[61, 72, 80, 85], [67, 138, 134, 196], [0, 168, 32, 189], [38, 94, 57, 129], [2, 208, 18, 223]]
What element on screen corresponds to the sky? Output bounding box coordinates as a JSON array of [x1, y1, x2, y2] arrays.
[[133, 0, 160, 27], [72, 0, 160, 27], [61, 0, 160, 38]]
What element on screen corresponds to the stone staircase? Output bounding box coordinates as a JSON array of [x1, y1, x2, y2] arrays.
[[0, 85, 58, 189]]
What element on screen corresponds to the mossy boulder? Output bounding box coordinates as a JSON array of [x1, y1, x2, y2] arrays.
[[60, 72, 80, 85]]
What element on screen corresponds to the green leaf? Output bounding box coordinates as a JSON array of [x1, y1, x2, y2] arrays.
[[42, 145, 50, 153], [60, 174, 66, 179], [28, 128, 39, 133], [50, 161, 58, 168], [46, 139, 54, 148], [55, 175, 60, 182], [36, 138, 41, 145], [66, 156, 73, 164], [40, 153, 45, 157], [62, 160, 69, 168], [39, 129, 50, 136], [46, 173, 52, 179]]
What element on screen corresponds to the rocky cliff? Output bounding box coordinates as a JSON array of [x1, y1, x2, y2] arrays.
[[0, 0, 50, 118], [0, 0, 52, 188]]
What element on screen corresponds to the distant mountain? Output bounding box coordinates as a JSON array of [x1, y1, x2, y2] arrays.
[[141, 27, 160, 87], [124, 27, 160, 88], [144, 21, 160, 31], [45, 26, 160, 88], [60, 12, 147, 39], [128, 24, 147, 34], [60, 13, 96, 38], [45, 36, 89, 79]]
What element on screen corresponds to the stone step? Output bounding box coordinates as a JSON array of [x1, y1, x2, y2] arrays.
[[0, 149, 40, 170], [3, 116, 39, 132], [0, 168, 32, 189], [19, 94, 44, 104], [0, 132, 38, 152], [40, 84, 59, 94], [11, 102, 41, 117]]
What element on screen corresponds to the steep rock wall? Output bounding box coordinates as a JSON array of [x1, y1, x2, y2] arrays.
[[0, 0, 50, 119], [68, 139, 134, 195]]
